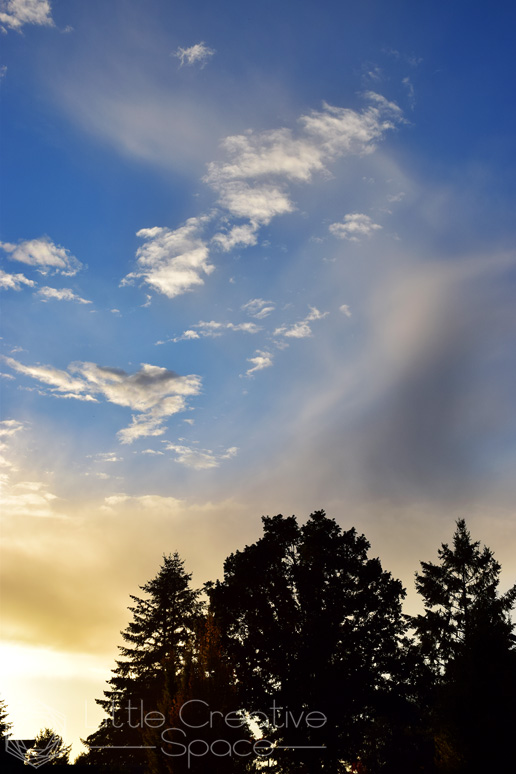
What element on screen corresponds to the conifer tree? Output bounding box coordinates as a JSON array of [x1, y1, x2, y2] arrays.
[[412, 519, 516, 772], [0, 697, 11, 740], [81, 553, 202, 768], [26, 728, 71, 766]]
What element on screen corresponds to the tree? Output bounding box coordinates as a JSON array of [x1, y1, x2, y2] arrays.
[[149, 612, 252, 774], [412, 519, 516, 772], [207, 511, 409, 772], [26, 728, 71, 766], [81, 553, 202, 769], [0, 697, 12, 740]]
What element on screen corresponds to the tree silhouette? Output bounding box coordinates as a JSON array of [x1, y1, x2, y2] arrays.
[[26, 728, 71, 766], [81, 553, 202, 768], [412, 519, 516, 772], [208, 511, 409, 772], [0, 697, 12, 740], [149, 611, 252, 774]]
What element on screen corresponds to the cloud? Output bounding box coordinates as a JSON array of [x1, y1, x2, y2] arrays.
[[161, 319, 261, 344], [211, 222, 259, 251], [274, 306, 328, 339], [244, 349, 273, 377], [0, 478, 61, 519], [3, 357, 202, 443], [0, 236, 82, 275], [173, 41, 215, 68], [242, 298, 275, 319], [339, 304, 352, 317], [122, 217, 214, 300], [164, 443, 237, 470], [0, 0, 54, 32], [0, 418, 24, 438], [36, 286, 92, 304], [0, 269, 35, 290], [329, 213, 382, 241], [214, 181, 294, 224]]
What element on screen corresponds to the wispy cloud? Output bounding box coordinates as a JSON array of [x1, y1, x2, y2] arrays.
[[163, 319, 262, 344], [274, 306, 328, 339], [0, 269, 35, 290], [0, 236, 82, 275], [173, 41, 215, 68], [329, 213, 382, 241], [242, 298, 275, 319], [339, 304, 352, 317], [244, 349, 273, 377], [122, 216, 214, 300], [36, 287, 92, 304], [164, 442, 237, 469], [0, 0, 54, 32], [3, 357, 201, 443]]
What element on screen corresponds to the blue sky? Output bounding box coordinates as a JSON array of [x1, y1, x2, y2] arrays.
[[1, 0, 516, 757]]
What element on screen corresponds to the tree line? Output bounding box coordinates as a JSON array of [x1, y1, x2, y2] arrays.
[[2, 511, 515, 773]]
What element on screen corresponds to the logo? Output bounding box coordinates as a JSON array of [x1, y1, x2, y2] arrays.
[[5, 700, 67, 769]]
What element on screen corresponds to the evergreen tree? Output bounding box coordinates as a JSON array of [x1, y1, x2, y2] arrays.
[[81, 553, 202, 769], [26, 728, 71, 766], [412, 519, 516, 772], [149, 612, 252, 774], [0, 697, 12, 740], [208, 511, 409, 772]]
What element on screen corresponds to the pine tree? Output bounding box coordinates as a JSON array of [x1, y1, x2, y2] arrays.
[[81, 553, 202, 768], [0, 697, 12, 740], [149, 612, 251, 774], [412, 519, 516, 772], [26, 728, 71, 766]]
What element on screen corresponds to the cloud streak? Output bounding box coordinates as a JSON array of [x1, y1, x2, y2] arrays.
[[3, 358, 202, 443]]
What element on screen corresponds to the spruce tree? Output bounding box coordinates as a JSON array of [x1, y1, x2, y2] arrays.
[[412, 519, 516, 772], [26, 728, 71, 766], [81, 553, 202, 768]]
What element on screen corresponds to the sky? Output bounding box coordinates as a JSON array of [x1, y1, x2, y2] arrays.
[[1, 0, 516, 759]]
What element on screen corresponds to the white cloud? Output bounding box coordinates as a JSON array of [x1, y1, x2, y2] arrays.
[[0, 419, 24, 438], [329, 213, 382, 241], [0, 0, 54, 31], [339, 304, 352, 317], [122, 217, 214, 300], [274, 306, 328, 339], [242, 298, 275, 319], [206, 128, 325, 186], [165, 319, 261, 343], [0, 478, 61, 519], [173, 41, 215, 68], [215, 181, 294, 224], [244, 349, 273, 377], [0, 236, 82, 275], [0, 269, 35, 290], [3, 357, 202, 443], [301, 94, 402, 158], [211, 222, 259, 251], [0, 65, 7, 80], [164, 442, 237, 470], [36, 286, 92, 304]]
